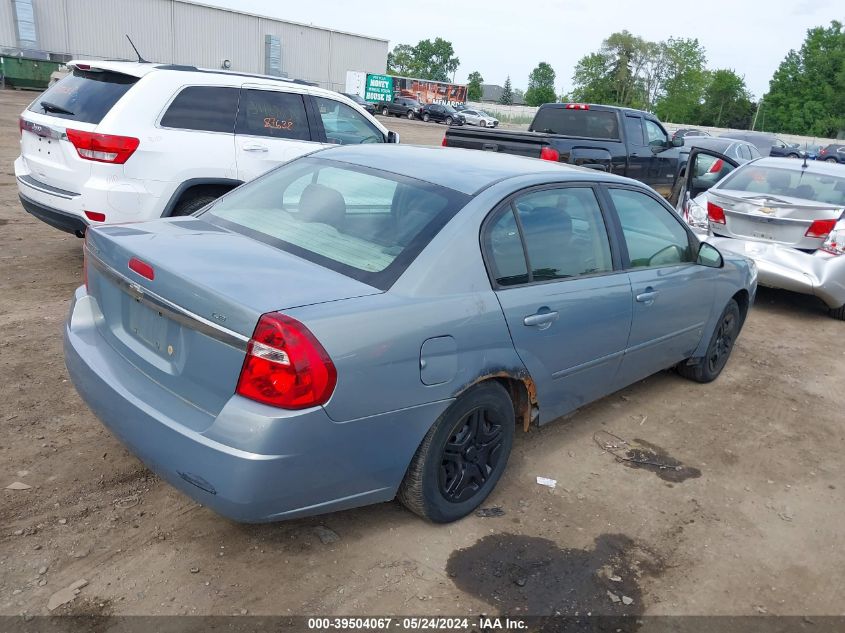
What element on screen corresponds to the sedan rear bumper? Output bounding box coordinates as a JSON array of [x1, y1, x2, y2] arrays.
[[64, 287, 451, 522], [709, 237, 845, 308]]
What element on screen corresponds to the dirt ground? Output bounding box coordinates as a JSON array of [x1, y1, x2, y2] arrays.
[[1, 89, 844, 621]]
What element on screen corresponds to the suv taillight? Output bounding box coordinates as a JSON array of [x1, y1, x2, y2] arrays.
[[805, 219, 836, 239], [236, 313, 337, 409], [66, 129, 139, 164]]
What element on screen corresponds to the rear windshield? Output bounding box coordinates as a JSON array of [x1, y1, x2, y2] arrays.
[[201, 157, 469, 289], [530, 108, 619, 139], [717, 165, 845, 206], [28, 69, 138, 124]]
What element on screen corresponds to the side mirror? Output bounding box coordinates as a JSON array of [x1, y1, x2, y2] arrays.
[[672, 137, 684, 147], [387, 131, 400, 144], [697, 242, 723, 268]]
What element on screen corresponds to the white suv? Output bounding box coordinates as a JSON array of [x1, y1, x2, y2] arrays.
[[15, 61, 395, 236]]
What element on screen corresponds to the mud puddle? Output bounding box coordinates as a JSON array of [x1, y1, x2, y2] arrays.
[[623, 439, 702, 483], [447, 533, 663, 626]]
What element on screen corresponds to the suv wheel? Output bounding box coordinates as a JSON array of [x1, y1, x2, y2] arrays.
[[172, 193, 217, 217], [677, 299, 741, 383], [445, 116, 453, 126], [407, 110, 415, 119], [826, 157, 838, 163], [422, 113, 430, 122], [398, 382, 514, 523]]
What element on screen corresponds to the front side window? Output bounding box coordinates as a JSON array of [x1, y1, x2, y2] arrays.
[[313, 96, 382, 145], [644, 119, 668, 147], [202, 158, 467, 289], [160, 86, 239, 133], [235, 89, 310, 141], [609, 188, 693, 268], [484, 187, 613, 286]]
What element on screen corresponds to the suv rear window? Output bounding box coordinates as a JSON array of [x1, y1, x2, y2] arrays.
[[531, 108, 619, 140], [160, 86, 239, 133], [201, 157, 469, 289], [28, 69, 138, 124]]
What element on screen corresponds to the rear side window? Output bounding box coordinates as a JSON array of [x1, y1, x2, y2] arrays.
[[28, 69, 138, 124], [531, 108, 619, 139], [160, 86, 239, 133], [236, 89, 310, 141]]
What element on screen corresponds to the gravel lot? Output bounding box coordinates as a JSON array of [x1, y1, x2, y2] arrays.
[[1, 89, 844, 620]]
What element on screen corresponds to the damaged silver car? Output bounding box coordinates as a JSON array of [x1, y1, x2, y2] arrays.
[[678, 151, 845, 319]]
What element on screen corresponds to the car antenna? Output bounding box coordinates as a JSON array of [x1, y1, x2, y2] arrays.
[[801, 149, 809, 170], [125, 35, 149, 63]]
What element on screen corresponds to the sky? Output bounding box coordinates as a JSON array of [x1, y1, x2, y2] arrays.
[[207, 0, 840, 99]]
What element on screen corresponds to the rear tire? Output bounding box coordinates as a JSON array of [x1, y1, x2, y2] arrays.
[[172, 194, 217, 217], [826, 157, 838, 163], [677, 299, 741, 383], [422, 113, 430, 122], [407, 110, 415, 119], [830, 304, 845, 320], [398, 382, 515, 523]]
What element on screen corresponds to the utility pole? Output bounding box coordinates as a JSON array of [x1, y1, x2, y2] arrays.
[[752, 98, 763, 131]]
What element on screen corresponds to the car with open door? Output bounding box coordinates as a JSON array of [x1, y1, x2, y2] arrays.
[[65, 144, 755, 524], [680, 149, 845, 319]]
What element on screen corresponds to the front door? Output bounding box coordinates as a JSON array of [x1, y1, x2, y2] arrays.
[[486, 185, 632, 423], [603, 186, 719, 388], [680, 148, 740, 227], [234, 85, 321, 182]]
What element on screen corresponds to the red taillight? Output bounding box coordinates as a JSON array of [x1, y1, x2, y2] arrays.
[[539, 147, 560, 162], [84, 210, 106, 222], [819, 148, 828, 155], [805, 219, 837, 239], [236, 313, 337, 410], [708, 159, 724, 174], [565, 103, 589, 110], [128, 257, 155, 280], [441, 136, 448, 147], [707, 201, 726, 224], [66, 129, 139, 164]]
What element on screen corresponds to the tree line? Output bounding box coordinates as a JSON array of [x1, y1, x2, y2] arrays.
[[388, 21, 845, 137]]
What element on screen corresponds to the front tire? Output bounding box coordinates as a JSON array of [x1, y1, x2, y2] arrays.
[[480, 119, 487, 128], [407, 110, 415, 119], [422, 113, 430, 122], [445, 116, 453, 126], [826, 157, 838, 163], [398, 382, 515, 523], [677, 299, 741, 383]]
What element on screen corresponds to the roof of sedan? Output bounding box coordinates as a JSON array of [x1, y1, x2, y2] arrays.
[[314, 144, 620, 195]]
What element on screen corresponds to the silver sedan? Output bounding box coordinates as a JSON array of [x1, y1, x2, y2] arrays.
[[460, 109, 499, 127]]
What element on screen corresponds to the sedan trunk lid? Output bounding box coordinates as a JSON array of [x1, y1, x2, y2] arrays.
[[85, 218, 381, 419], [710, 190, 844, 250]]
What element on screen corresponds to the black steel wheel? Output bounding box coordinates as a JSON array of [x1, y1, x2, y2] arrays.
[[677, 298, 741, 383], [398, 382, 515, 522]]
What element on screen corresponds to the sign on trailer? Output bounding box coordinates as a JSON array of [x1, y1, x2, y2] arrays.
[[365, 74, 394, 103]]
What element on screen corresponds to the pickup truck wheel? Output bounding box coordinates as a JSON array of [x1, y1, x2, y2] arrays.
[[829, 304, 845, 321], [172, 193, 217, 217], [382, 106, 389, 116], [422, 113, 430, 122], [677, 299, 740, 383], [398, 382, 514, 523]]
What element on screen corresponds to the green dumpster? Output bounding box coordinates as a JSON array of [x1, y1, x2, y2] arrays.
[[0, 56, 62, 90]]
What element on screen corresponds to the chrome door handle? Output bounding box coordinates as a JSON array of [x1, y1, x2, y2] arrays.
[[242, 143, 268, 152], [523, 311, 559, 327], [636, 290, 659, 304]]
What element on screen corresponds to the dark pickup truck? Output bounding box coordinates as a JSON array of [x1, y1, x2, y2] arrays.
[[444, 103, 684, 198]]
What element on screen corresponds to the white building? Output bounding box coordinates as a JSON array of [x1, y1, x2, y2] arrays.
[[0, 0, 388, 91]]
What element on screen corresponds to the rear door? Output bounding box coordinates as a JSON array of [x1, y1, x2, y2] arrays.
[[485, 185, 632, 423], [604, 186, 717, 388], [20, 67, 139, 192], [234, 85, 321, 182]]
